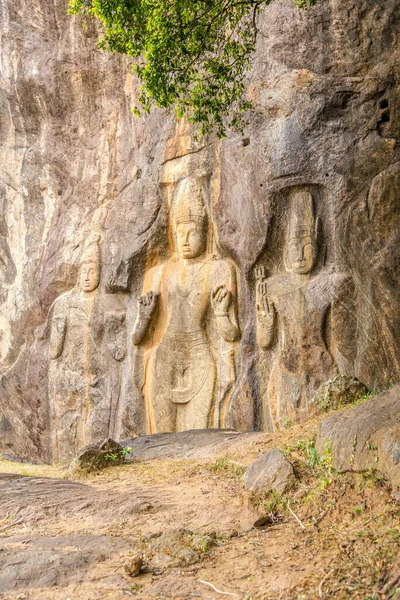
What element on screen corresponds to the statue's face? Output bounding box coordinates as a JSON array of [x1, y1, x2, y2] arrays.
[[176, 221, 206, 259], [287, 236, 316, 274], [79, 261, 100, 292]]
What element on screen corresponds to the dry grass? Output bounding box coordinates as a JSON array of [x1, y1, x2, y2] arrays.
[[0, 457, 67, 479], [253, 439, 400, 600]]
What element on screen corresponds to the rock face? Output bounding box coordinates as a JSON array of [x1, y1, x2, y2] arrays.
[[316, 385, 400, 496], [0, 0, 400, 462], [243, 448, 296, 494]]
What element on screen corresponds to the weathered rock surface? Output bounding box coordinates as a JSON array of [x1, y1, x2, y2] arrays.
[[243, 448, 296, 494], [0, 534, 131, 593], [0, 0, 400, 461], [316, 385, 400, 496], [123, 429, 263, 461]]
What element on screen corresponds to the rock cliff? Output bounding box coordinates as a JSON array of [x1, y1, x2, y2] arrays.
[[0, 0, 399, 462]]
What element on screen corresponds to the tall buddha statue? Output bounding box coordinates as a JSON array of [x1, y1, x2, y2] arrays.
[[132, 178, 240, 433], [256, 191, 355, 430]]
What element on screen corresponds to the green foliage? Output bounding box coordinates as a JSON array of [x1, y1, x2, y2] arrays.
[[285, 437, 325, 470], [68, 0, 318, 136], [105, 445, 132, 463], [283, 436, 334, 488], [104, 452, 119, 462]]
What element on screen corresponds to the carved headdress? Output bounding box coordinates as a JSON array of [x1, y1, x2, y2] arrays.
[[80, 233, 101, 265], [173, 178, 207, 226], [288, 191, 316, 241]]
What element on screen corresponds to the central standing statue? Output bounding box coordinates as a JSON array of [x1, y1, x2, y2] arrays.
[[132, 178, 240, 433]]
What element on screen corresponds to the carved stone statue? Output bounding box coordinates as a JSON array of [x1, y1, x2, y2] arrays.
[[256, 191, 355, 430], [48, 235, 127, 463], [132, 178, 240, 433]]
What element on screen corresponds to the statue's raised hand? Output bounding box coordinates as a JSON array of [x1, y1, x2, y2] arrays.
[[137, 291, 158, 321], [256, 281, 275, 326], [212, 285, 232, 316]]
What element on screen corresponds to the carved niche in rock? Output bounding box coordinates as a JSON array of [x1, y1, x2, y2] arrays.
[[132, 178, 240, 434], [255, 191, 355, 430], [48, 235, 127, 463]]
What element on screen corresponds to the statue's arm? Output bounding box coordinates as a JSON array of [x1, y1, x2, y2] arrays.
[[132, 291, 158, 346], [132, 267, 161, 347], [49, 314, 67, 360], [213, 297, 239, 342], [211, 263, 240, 343], [256, 279, 276, 350]]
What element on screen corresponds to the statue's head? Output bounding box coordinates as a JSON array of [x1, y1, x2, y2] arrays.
[[79, 235, 101, 293], [286, 191, 318, 275], [173, 179, 208, 260]]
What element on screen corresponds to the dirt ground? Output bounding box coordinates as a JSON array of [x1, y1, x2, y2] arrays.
[[0, 415, 399, 600]]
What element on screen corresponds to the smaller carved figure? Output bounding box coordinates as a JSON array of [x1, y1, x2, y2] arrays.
[[48, 235, 127, 463], [256, 191, 354, 430], [132, 178, 240, 434]]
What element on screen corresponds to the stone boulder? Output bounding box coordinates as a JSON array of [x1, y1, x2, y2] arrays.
[[124, 555, 143, 578], [142, 529, 216, 570], [316, 385, 400, 497], [75, 438, 125, 471], [310, 376, 368, 415], [243, 448, 296, 494]]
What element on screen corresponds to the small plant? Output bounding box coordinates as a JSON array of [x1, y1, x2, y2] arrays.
[[357, 468, 387, 489], [386, 528, 400, 542], [105, 452, 119, 462], [207, 457, 244, 481], [130, 584, 141, 593], [284, 436, 324, 470], [250, 489, 288, 524], [104, 446, 132, 464], [367, 441, 379, 464], [283, 437, 334, 491], [354, 390, 377, 405]]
